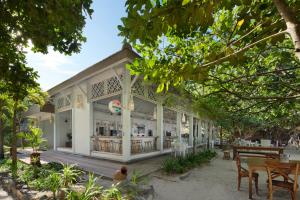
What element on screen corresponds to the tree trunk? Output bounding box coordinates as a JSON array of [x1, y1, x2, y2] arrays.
[[11, 102, 18, 178], [0, 119, 4, 159], [273, 0, 300, 59], [220, 126, 223, 149]]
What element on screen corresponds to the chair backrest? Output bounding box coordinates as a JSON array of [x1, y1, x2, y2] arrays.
[[235, 155, 246, 174], [266, 160, 299, 191]]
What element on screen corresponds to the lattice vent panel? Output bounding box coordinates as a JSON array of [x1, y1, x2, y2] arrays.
[[107, 76, 122, 95], [91, 81, 105, 99], [132, 79, 145, 96], [65, 94, 72, 106], [90, 76, 122, 101], [56, 97, 65, 110], [147, 85, 157, 101]]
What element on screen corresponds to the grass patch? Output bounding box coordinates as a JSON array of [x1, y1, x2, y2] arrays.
[[162, 150, 217, 174]]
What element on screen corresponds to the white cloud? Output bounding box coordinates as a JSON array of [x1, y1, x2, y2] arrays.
[[26, 48, 79, 90]]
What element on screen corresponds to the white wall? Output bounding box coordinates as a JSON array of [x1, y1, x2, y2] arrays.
[[56, 110, 72, 147], [163, 122, 177, 136], [39, 119, 54, 149], [132, 117, 157, 137], [72, 83, 91, 155], [94, 110, 157, 137]]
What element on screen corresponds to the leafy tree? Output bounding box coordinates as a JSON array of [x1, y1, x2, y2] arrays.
[[0, 0, 92, 177], [19, 126, 46, 153], [119, 0, 300, 135], [0, 0, 93, 76], [0, 90, 13, 159], [120, 0, 300, 62]]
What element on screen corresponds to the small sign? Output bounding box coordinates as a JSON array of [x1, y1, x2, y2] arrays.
[[108, 100, 121, 114]]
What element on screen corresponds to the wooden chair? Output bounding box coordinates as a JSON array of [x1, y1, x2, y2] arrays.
[[223, 150, 230, 160], [266, 161, 299, 200], [236, 155, 259, 194]]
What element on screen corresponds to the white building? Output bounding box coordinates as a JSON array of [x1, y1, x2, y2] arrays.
[[25, 45, 217, 162]]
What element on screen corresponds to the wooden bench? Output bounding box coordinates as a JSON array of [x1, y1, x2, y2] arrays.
[[233, 146, 284, 160]]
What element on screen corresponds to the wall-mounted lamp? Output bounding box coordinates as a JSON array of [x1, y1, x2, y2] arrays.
[[181, 113, 186, 123], [153, 108, 157, 120], [128, 95, 135, 111]]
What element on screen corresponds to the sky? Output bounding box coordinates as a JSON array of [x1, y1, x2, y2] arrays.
[[26, 0, 127, 91]]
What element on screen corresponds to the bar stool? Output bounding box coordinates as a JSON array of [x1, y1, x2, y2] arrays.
[[117, 141, 122, 154], [144, 141, 153, 152], [111, 140, 121, 153], [131, 140, 142, 154], [93, 138, 99, 151], [103, 140, 110, 152], [99, 140, 105, 151]]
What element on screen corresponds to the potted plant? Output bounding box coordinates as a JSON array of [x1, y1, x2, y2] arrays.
[[19, 126, 46, 166], [66, 133, 72, 147]]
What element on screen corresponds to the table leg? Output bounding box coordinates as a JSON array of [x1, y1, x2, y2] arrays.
[[249, 168, 253, 199]]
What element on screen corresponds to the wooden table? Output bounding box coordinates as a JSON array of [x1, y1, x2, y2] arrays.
[[247, 157, 300, 199], [233, 146, 284, 160]]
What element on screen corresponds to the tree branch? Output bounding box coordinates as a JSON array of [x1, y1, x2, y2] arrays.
[[199, 30, 288, 69], [273, 0, 300, 59]]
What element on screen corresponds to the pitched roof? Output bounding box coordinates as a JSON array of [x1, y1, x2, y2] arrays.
[[47, 45, 139, 95]]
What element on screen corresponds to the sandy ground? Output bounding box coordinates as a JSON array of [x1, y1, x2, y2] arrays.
[[149, 151, 299, 200]]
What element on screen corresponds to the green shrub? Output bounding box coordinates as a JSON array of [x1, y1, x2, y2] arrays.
[[161, 150, 217, 174], [45, 172, 62, 199], [67, 173, 102, 200], [61, 164, 82, 188], [102, 185, 122, 200], [0, 159, 11, 172]]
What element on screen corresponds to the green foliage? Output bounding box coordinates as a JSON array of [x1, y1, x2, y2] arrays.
[[102, 185, 122, 200], [120, 0, 300, 133], [0, 158, 11, 172], [66, 173, 102, 200], [161, 150, 217, 174], [18, 162, 62, 190], [61, 164, 82, 188], [19, 126, 46, 152], [0, 0, 93, 77], [46, 172, 62, 199], [0, 0, 91, 176]]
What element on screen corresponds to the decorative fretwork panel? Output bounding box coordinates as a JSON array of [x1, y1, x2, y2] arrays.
[[91, 81, 105, 99], [148, 85, 157, 101], [132, 79, 145, 96], [55, 94, 72, 111], [89, 75, 122, 101], [65, 94, 72, 106], [56, 97, 65, 110], [107, 76, 122, 94]]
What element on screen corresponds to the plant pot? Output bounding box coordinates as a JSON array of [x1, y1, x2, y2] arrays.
[[30, 152, 41, 166], [65, 141, 72, 148]]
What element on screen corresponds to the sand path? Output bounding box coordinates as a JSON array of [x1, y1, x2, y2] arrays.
[[149, 151, 299, 200]]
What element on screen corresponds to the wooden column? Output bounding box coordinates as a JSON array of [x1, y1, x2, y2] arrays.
[[121, 68, 131, 161], [157, 103, 164, 153], [176, 111, 182, 143]]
